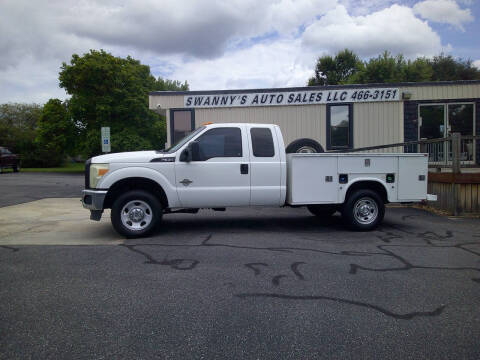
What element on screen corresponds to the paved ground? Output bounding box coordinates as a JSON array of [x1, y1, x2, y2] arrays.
[[0, 172, 83, 207], [1, 173, 480, 359]]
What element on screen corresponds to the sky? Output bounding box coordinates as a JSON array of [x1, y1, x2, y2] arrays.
[[0, 0, 478, 104]]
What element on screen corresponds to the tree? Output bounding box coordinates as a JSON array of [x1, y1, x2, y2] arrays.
[[154, 78, 189, 91], [307, 50, 480, 85], [36, 99, 76, 166], [429, 54, 480, 81], [308, 49, 361, 86], [348, 51, 407, 84], [59, 50, 187, 157], [0, 103, 43, 167]]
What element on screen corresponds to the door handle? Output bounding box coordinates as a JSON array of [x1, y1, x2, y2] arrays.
[[240, 164, 248, 174]]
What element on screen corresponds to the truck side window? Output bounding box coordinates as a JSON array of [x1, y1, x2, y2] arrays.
[[250, 128, 274, 157], [196, 127, 242, 160]]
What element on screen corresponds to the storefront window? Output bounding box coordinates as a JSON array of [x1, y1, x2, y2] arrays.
[[327, 104, 352, 149]]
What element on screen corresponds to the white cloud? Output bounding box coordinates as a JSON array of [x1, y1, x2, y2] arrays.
[[162, 39, 316, 91], [473, 60, 480, 70], [0, 0, 459, 103], [413, 0, 473, 31], [302, 4, 443, 58]]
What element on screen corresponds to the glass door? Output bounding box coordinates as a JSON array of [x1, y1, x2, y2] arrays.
[[447, 104, 475, 163], [418, 103, 475, 164], [419, 104, 446, 163], [170, 109, 195, 146]]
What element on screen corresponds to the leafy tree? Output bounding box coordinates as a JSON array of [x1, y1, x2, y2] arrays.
[[154, 77, 189, 91], [429, 54, 480, 81], [308, 49, 361, 86], [308, 50, 480, 85], [59, 50, 186, 157], [111, 128, 152, 153], [348, 51, 407, 84], [0, 103, 42, 167], [36, 98, 76, 166]]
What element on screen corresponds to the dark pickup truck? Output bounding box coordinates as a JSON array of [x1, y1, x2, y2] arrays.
[[0, 147, 20, 173]]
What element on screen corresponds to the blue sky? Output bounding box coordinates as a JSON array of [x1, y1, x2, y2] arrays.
[[0, 0, 478, 103]]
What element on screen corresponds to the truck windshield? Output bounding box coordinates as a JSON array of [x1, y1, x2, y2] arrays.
[[164, 126, 205, 153]]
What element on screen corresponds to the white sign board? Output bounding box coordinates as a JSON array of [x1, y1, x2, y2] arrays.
[[184, 88, 400, 108], [101, 127, 111, 153]]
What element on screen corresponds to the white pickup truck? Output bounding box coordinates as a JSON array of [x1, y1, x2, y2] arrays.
[[82, 123, 434, 237]]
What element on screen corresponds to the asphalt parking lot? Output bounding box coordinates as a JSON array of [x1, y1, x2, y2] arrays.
[[1, 173, 480, 359]]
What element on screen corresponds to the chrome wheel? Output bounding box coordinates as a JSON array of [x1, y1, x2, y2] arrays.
[[296, 146, 317, 153], [353, 197, 378, 225], [120, 200, 153, 231]]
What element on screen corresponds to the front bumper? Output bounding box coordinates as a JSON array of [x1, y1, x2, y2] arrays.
[[82, 189, 107, 210]]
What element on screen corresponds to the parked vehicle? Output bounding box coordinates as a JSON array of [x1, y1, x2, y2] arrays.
[[82, 123, 436, 237], [0, 147, 20, 173]]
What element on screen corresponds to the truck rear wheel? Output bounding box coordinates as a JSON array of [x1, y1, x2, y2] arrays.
[[286, 138, 324, 153], [307, 205, 337, 217], [342, 189, 384, 231], [111, 190, 162, 238]]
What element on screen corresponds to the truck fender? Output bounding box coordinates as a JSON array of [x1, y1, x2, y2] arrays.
[[340, 178, 391, 203], [97, 166, 180, 208]]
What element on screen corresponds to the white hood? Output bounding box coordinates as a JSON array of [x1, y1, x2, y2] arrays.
[[91, 150, 166, 163]]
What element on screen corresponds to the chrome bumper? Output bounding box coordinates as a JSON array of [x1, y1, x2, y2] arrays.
[[82, 189, 107, 210]]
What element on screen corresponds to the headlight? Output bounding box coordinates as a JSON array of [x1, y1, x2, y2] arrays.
[[89, 163, 109, 188]]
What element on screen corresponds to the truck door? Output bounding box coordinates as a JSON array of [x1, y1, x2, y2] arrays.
[[175, 125, 251, 208], [247, 126, 282, 206]]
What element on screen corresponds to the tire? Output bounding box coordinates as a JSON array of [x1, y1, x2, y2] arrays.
[[341, 189, 385, 231], [307, 204, 337, 217], [111, 190, 163, 238], [286, 138, 324, 153]]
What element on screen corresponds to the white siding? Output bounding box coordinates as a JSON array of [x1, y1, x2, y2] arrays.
[[353, 102, 404, 152], [400, 84, 480, 101]]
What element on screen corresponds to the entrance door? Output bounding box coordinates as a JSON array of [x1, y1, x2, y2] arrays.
[[448, 104, 475, 162], [419, 104, 445, 162], [175, 125, 251, 208], [419, 103, 475, 164], [170, 109, 195, 146]]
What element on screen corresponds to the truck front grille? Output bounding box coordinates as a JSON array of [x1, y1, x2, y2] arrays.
[[85, 159, 91, 188]]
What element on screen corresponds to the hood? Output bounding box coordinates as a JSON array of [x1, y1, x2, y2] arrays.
[[91, 150, 166, 163]]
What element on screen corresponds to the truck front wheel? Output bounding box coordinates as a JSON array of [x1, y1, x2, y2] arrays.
[[342, 189, 384, 231], [111, 190, 163, 238]]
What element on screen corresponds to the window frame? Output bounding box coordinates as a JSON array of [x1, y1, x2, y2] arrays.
[[194, 126, 243, 161], [326, 103, 353, 150], [170, 108, 195, 146], [250, 127, 275, 158]]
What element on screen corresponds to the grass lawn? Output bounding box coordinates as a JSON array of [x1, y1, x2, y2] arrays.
[[21, 162, 85, 173]]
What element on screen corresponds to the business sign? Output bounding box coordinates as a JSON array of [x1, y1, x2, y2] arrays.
[[101, 127, 111, 153], [184, 88, 400, 108]]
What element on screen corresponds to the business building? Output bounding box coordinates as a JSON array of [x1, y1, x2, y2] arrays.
[[149, 80, 480, 165]]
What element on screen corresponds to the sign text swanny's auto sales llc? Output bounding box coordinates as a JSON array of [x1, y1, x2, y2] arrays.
[[184, 88, 400, 108]]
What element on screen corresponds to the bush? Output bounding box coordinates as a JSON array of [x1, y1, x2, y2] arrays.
[[111, 128, 152, 153]]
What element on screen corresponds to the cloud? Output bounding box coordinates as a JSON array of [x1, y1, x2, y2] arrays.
[[162, 39, 316, 91], [473, 60, 480, 70], [302, 4, 443, 58], [63, 0, 336, 59], [413, 0, 473, 31], [0, 0, 459, 103]]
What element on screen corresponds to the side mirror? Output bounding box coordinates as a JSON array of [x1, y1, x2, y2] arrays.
[[180, 141, 201, 162], [180, 148, 191, 162], [189, 141, 201, 161]]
